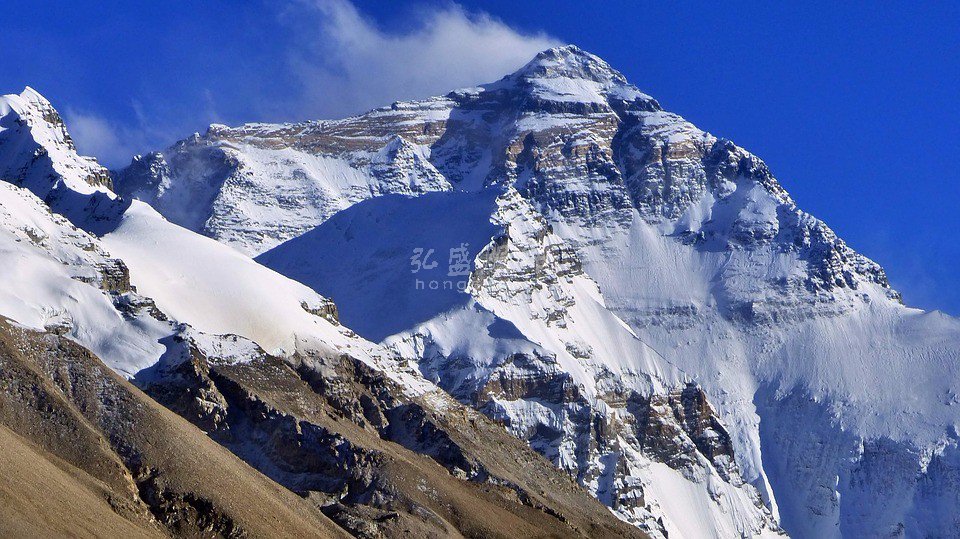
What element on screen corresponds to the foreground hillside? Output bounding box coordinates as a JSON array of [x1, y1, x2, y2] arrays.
[[0, 317, 349, 538]]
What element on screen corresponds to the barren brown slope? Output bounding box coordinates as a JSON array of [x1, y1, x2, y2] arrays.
[[141, 338, 647, 539], [0, 424, 159, 539], [0, 317, 348, 538]]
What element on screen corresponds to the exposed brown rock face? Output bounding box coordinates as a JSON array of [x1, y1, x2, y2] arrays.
[[94, 258, 132, 293], [668, 384, 736, 463], [626, 384, 740, 482], [301, 299, 340, 323], [478, 356, 581, 403], [1, 313, 636, 537]]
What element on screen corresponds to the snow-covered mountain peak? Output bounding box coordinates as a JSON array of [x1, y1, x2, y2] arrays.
[[3, 86, 62, 126], [491, 45, 658, 109], [0, 87, 113, 200], [510, 45, 626, 84]]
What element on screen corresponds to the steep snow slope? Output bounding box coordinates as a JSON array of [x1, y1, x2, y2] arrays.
[[0, 181, 167, 376], [119, 46, 960, 537], [103, 201, 356, 357], [258, 189, 502, 341]]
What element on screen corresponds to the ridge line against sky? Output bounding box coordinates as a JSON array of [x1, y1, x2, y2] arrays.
[[1, 0, 957, 316]]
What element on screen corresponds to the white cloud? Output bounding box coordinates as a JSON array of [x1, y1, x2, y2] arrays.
[[281, 0, 561, 118], [62, 109, 141, 169], [64, 94, 221, 169]]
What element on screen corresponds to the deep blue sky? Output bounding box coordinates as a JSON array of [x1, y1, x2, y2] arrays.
[[2, 1, 957, 315]]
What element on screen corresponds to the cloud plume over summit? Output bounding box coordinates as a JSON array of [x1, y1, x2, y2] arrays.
[[281, 0, 560, 118]]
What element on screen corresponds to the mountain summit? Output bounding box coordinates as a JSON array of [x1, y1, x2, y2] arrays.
[[493, 45, 661, 117], [503, 44, 635, 89], [0, 87, 113, 199]]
